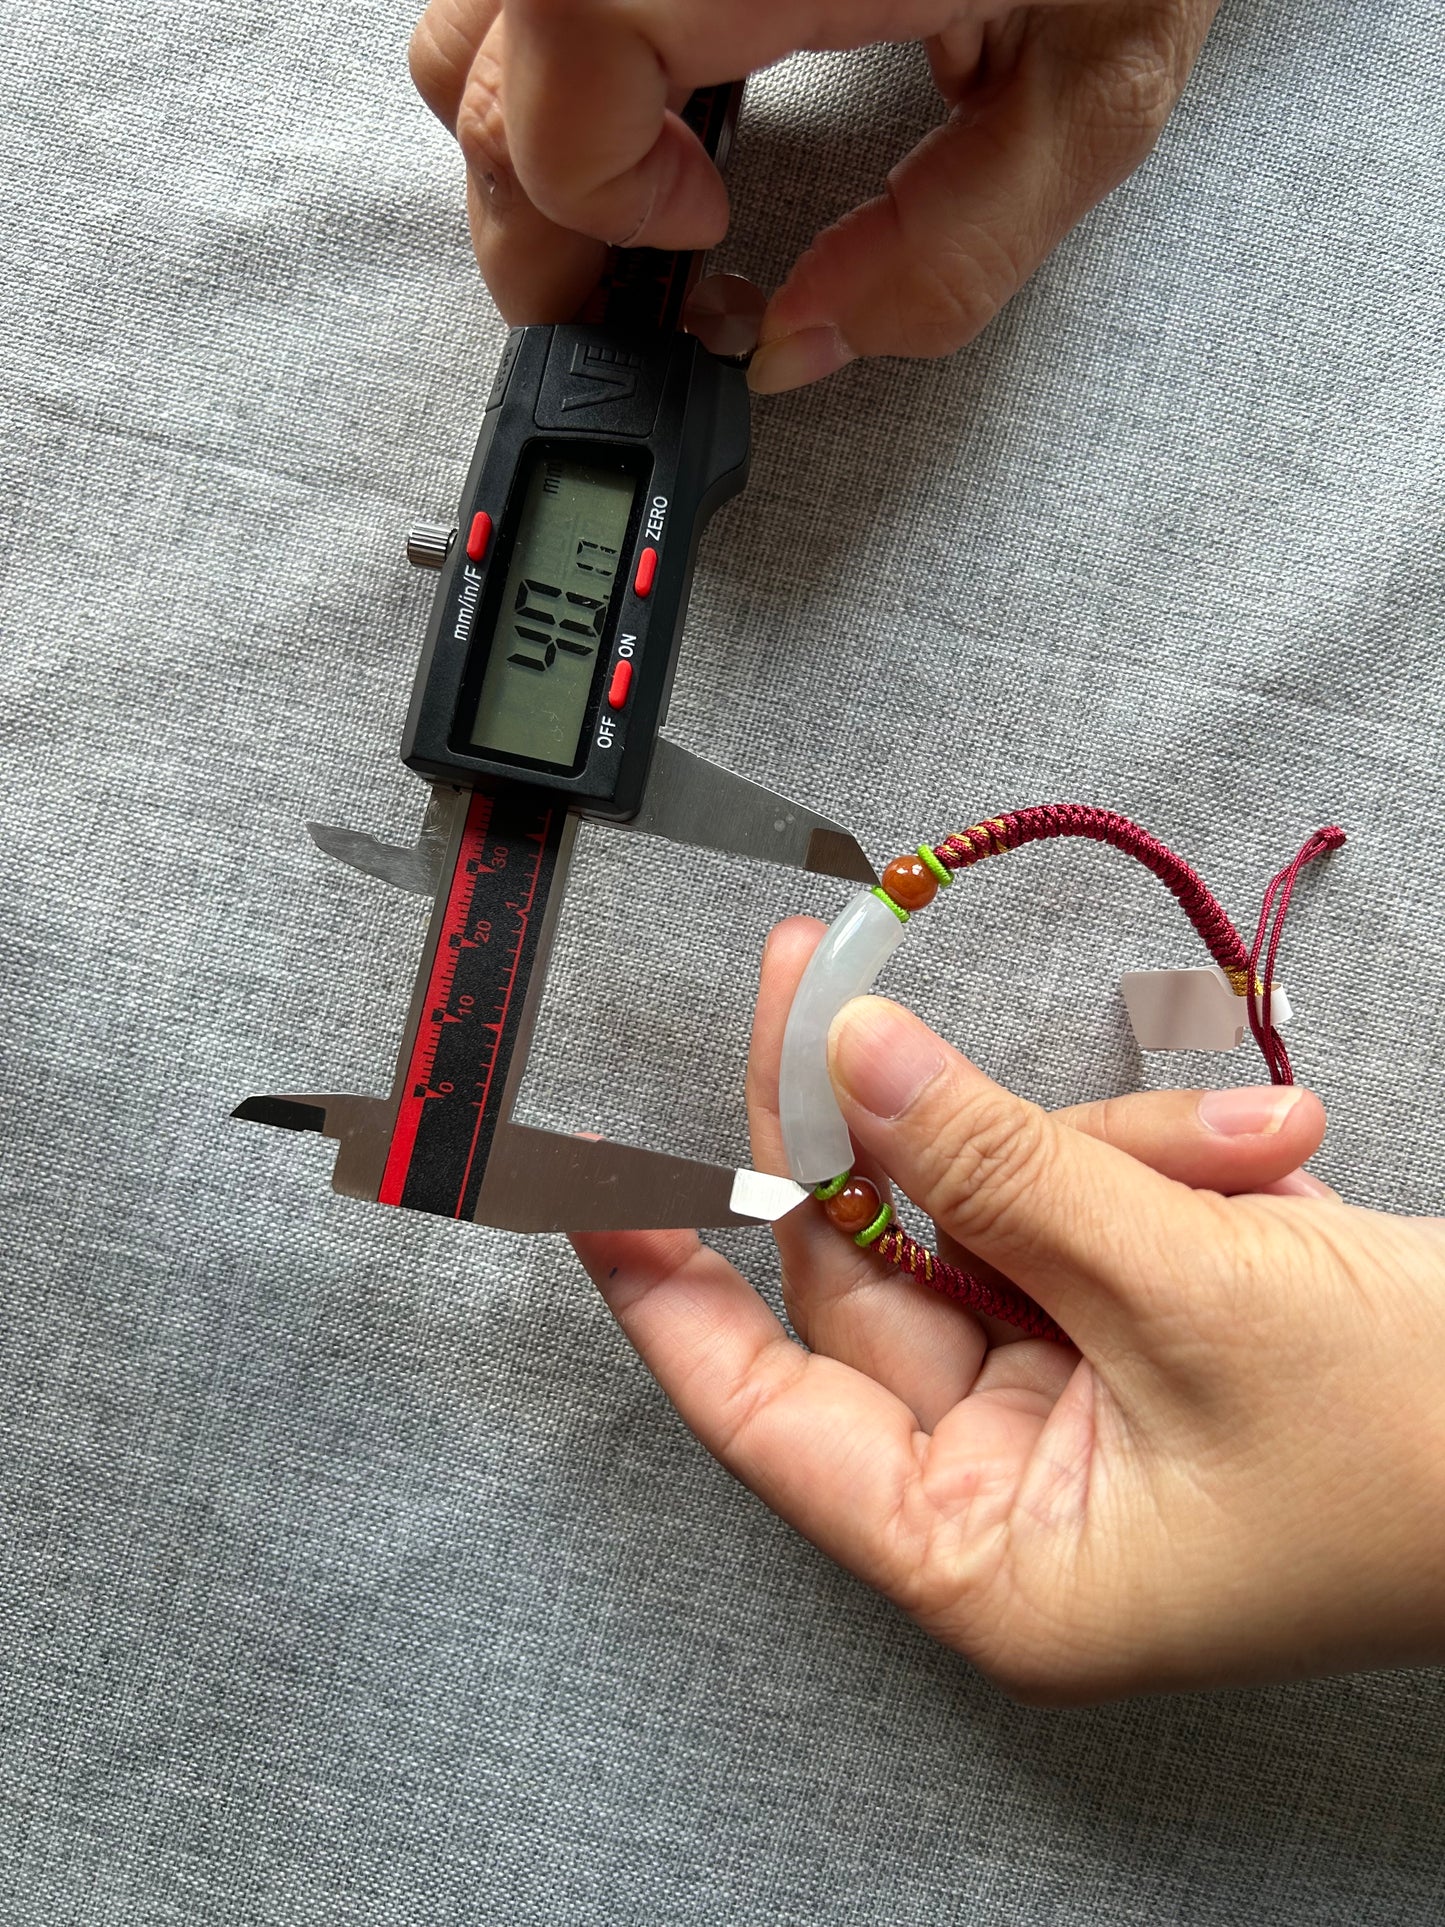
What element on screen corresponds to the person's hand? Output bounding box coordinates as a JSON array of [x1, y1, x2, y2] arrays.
[[409, 0, 1222, 392], [571, 918, 1445, 1703]]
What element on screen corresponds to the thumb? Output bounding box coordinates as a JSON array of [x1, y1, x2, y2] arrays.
[[828, 996, 1217, 1350], [748, 3, 1214, 394]]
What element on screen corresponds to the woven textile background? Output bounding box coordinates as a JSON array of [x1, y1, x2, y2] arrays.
[[3, 0, 1444, 1921]]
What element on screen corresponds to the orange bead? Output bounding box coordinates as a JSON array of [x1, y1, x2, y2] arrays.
[[880, 854, 938, 912], [823, 1176, 882, 1235]]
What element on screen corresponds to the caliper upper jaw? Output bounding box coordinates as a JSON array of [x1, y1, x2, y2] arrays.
[[603, 736, 877, 884], [305, 742, 877, 897], [306, 784, 462, 898]]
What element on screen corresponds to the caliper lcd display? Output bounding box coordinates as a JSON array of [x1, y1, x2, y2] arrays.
[[469, 451, 636, 768]]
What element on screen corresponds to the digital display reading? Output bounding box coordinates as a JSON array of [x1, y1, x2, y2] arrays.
[[469, 452, 636, 768]]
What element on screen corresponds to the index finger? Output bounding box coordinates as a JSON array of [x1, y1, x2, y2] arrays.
[[570, 1226, 933, 1595], [501, 0, 1012, 247]]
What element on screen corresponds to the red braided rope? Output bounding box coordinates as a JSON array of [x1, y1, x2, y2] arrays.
[[1245, 825, 1347, 1084], [933, 806, 1344, 1090], [936, 806, 1252, 979], [874, 1225, 1070, 1345], [843, 807, 1346, 1346]]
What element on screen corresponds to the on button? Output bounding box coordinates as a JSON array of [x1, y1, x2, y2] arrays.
[[607, 660, 633, 710]]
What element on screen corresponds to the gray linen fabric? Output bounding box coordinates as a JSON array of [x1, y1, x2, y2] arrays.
[[4, 0, 1444, 1920]]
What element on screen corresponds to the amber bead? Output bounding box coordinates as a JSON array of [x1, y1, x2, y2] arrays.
[[823, 1176, 882, 1235], [880, 854, 938, 912]]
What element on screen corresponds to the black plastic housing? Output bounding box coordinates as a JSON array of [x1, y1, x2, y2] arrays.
[[401, 324, 750, 820]]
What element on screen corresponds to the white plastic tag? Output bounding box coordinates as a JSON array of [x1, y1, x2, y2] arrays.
[[1120, 966, 1293, 1052]]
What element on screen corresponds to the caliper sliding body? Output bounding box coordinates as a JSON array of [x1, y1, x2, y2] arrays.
[[235, 84, 875, 1234]]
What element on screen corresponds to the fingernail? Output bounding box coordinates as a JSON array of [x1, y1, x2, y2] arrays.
[[1197, 1087, 1305, 1136], [747, 324, 854, 395], [1272, 1168, 1337, 1199], [829, 999, 944, 1119]]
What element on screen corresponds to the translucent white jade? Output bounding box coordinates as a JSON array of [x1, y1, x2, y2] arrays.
[[778, 890, 908, 1186]]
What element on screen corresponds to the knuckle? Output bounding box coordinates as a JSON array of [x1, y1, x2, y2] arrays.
[[924, 1094, 1056, 1252], [884, 188, 1024, 356], [1068, 31, 1185, 182], [1076, 1093, 1134, 1153], [1109, 40, 1180, 138], [407, 16, 449, 113], [819, 186, 1024, 362], [409, 3, 491, 124], [710, 1338, 809, 1464], [455, 65, 510, 179], [908, 232, 1019, 355]]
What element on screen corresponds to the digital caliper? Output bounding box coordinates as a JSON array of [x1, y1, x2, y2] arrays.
[[235, 83, 876, 1233]]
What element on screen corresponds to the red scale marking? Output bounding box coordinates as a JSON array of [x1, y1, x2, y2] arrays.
[[378, 789, 553, 1213], [378, 791, 493, 1206], [450, 823, 550, 1215]]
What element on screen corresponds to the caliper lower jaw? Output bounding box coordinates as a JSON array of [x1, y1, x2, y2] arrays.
[[230, 1093, 392, 1201], [232, 1096, 805, 1230]]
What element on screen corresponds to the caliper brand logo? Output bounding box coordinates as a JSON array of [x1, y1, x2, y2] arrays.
[[562, 342, 643, 411]]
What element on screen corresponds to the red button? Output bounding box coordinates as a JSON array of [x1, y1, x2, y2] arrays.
[[607, 660, 633, 710], [633, 546, 657, 597], [466, 512, 493, 561]]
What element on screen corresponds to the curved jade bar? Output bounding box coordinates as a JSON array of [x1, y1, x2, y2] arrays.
[[778, 891, 907, 1186]]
